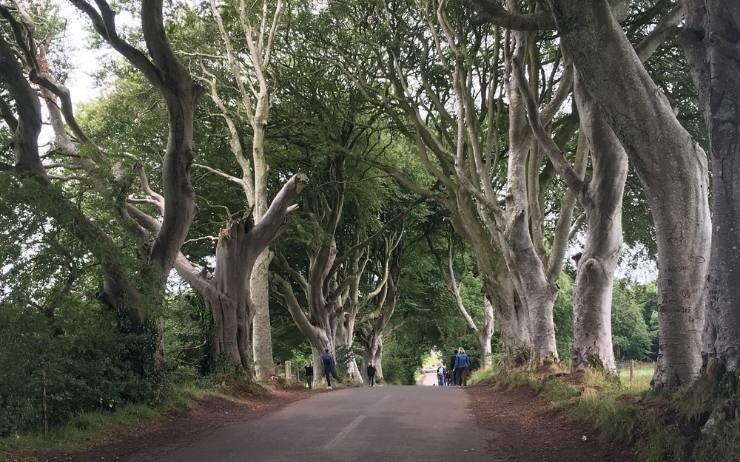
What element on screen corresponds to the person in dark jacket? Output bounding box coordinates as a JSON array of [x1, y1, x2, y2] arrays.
[[448, 352, 457, 381], [320, 349, 336, 389], [304, 360, 314, 389], [366, 362, 377, 387], [453, 347, 471, 386]]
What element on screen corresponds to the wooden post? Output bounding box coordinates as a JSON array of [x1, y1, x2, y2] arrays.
[[42, 369, 48, 438], [285, 361, 292, 380], [629, 360, 634, 386]]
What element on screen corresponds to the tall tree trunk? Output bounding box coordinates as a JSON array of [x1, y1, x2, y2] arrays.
[[309, 324, 338, 387], [488, 278, 531, 365], [501, 28, 559, 367], [251, 249, 275, 379], [449, 194, 531, 364], [548, 0, 711, 388], [682, 0, 740, 382], [479, 297, 495, 370], [172, 176, 307, 370], [571, 79, 626, 372], [0, 2, 202, 380], [336, 314, 363, 381], [362, 335, 384, 382]]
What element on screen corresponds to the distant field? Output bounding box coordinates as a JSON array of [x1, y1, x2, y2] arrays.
[[617, 361, 655, 392]]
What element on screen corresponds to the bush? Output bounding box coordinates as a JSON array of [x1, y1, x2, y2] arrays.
[[0, 298, 155, 436]]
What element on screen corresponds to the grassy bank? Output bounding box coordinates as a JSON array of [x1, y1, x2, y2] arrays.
[[0, 368, 300, 458], [0, 383, 217, 455], [468, 365, 739, 462]]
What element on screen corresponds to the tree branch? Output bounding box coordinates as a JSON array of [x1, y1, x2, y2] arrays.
[[635, 4, 685, 62], [469, 0, 555, 30], [513, 58, 587, 198], [68, 0, 163, 87]]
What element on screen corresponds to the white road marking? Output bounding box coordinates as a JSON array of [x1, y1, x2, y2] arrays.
[[376, 393, 393, 405], [323, 415, 367, 450]]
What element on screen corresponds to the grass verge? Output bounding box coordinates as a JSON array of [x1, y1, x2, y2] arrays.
[[0, 375, 282, 456], [468, 364, 739, 462]]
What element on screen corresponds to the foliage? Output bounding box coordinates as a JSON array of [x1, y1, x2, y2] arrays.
[[553, 273, 575, 363], [0, 298, 154, 436], [612, 281, 657, 361]]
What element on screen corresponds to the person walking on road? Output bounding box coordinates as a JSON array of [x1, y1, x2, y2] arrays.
[[320, 349, 336, 389], [448, 352, 457, 386], [304, 360, 314, 389], [366, 362, 377, 387], [436, 363, 446, 386], [453, 347, 471, 387]]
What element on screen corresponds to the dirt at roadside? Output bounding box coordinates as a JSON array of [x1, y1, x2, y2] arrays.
[[466, 385, 636, 462], [5, 387, 317, 462]]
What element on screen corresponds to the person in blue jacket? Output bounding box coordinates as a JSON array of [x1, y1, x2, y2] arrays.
[[453, 347, 471, 386], [320, 349, 336, 389]]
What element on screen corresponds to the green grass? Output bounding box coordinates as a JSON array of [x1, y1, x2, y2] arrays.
[[0, 383, 233, 455], [617, 362, 654, 394], [469, 363, 740, 462]]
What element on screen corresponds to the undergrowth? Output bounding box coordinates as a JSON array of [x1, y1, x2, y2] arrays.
[[0, 366, 290, 456], [468, 365, 740, 462], [0, 383, 209, 454]]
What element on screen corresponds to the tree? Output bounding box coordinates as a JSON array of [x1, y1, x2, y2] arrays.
[[198, 0, 286, 379], [0, 0, 202, 378], [545, 0, 711, 387], [149, 0, 293, 376], [325, 0, 587, 367], [476, 0, 711, 386], [681, 0, 740, 389]]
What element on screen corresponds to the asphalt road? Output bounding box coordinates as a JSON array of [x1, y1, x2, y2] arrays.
[[140, 380, 492, 462]]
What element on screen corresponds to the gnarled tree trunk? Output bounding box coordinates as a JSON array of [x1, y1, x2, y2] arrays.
[[682, 0, 740, 382], [548, 0, 711, 388], [571, 78, 627, 372], [172, 175, 307, 369], [251, 250, 275, 378]]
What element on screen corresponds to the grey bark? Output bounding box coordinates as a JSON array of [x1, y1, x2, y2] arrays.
[[251, 250, 275, 378], [358, 254, 402, 382], [202, 0, 286, 379], [0, 1, 202, 375], [494, 24, 558, 366], [681, 0, 740, 379], [547, 0, 711, 387], [165, 175, 308, 368], [447, 239, 494, 370], [570, 78, 626, 372]]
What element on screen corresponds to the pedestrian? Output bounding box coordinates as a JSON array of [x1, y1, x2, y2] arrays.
[[453, 347, 471, 386], [436, 363, 446, 386], [366, 362, 377, 387], [320, 348, 336, 389], [448, 351, 457, 385], [444, 368, 452, 386], [304, 360, 313, 389]]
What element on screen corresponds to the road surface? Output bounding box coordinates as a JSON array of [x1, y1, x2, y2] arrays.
[[135, 383, 492, 462]]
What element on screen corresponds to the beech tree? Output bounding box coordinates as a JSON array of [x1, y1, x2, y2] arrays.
[[355, 252, 403, 382], [475, 0, 711, 385], [0, 0, 201, 376], [163, 0, 289, 376], [681, 0, 740, 389], [273, 149, 405, 383], [325, 0, 587, 366], [546, 0, 710, 387]]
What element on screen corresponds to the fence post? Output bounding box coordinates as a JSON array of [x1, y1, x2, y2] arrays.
[[285, 361, 292, 381], [629, 360, 634, 386]]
